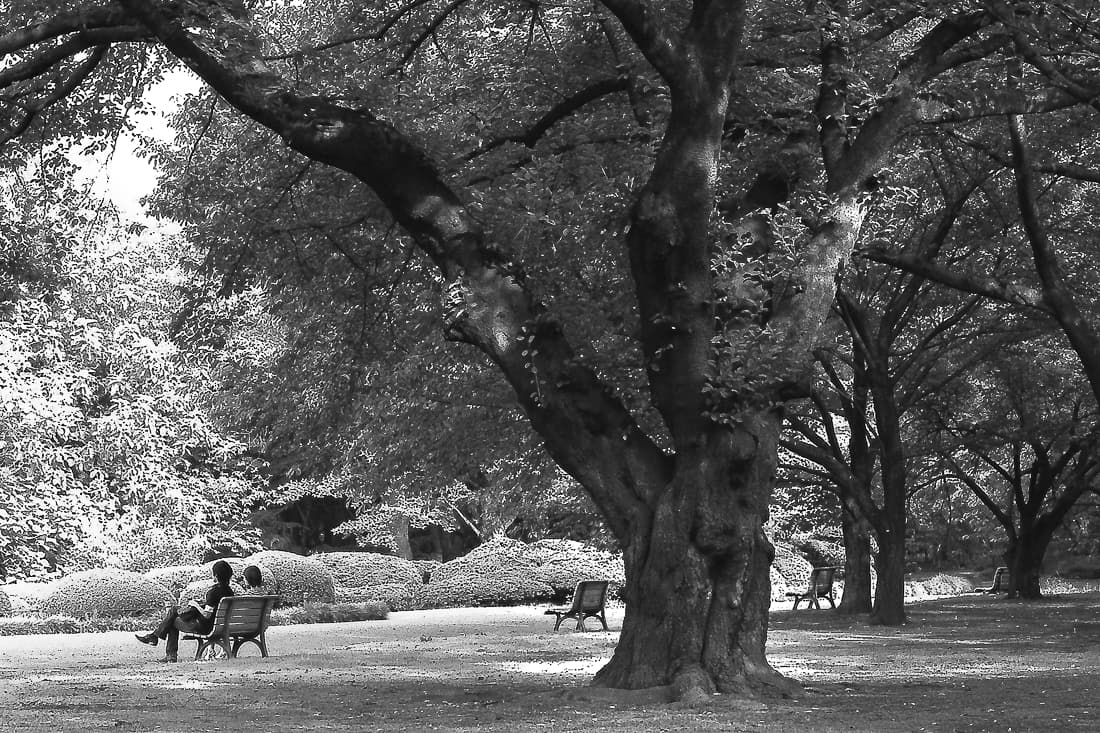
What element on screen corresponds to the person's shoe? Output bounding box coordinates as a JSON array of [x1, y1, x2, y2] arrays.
[[157, 655, 178, 663], [135, 633, 158, 646]]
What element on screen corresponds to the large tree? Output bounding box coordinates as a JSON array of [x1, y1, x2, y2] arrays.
[[4, 0, 1091, 698]]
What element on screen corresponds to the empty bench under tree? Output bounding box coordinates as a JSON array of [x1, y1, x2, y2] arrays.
[[786, 567, 839, 610], [976, 566, 1009, 594], [544, 580, 610, 631]]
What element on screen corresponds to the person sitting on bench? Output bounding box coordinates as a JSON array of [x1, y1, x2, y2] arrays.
[[240, 564, 277, 597], [135, 560, 235, 663]]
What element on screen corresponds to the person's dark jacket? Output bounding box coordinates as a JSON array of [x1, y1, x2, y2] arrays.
[[180, 582, 234, 634]]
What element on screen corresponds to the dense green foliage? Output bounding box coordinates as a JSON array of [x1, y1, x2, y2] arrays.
[[0, 170, 266, 579]]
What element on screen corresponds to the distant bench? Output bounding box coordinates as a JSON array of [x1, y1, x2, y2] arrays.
[[182, 595, 279, 660], [976, 566, 1008, 594], [786, 567, 838, 610], [544, 580, 609, 631]]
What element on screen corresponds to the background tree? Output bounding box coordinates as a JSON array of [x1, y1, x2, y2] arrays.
[[781, 167, 998, 621], [862, 7, 1100, 596], [0, 164, 264, 578], [932, 338, 1098, 598]]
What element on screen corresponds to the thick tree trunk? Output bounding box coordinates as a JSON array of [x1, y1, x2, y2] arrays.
[[1005, 522, 1054, 599], [592, 412, 798, 699], [870, 517, 906, 625], [838, 507, 873, 614]]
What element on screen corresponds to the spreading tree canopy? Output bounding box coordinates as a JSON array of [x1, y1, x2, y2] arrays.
[[4, 0, 1100, 699]]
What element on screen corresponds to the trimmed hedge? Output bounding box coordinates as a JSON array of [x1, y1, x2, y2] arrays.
[[244, 550, 335, 606], [144, 565, 202, 597], [39, 570, 174, 617], [336, 583, 419, 611], [0, 600, 388, 635], [177, 579, 246, 606], [269, 601, 388, 626], [188, 558, 251, 586], [3, 581, 50, 615], [523, 539, 625, 601], [313, 552, 422, 588], [412, 560, 441, 583], [771, 544, 813, 602], [419, 567, 555, 609], [419, 537, 555, 608], [798, 537, 845, 568], [906, 573, 975, 598]]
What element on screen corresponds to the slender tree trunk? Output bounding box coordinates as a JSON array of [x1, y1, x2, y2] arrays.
[[593, 412, 797, 699], [866, 337, 908, 625], [838, 506, 873, 614]]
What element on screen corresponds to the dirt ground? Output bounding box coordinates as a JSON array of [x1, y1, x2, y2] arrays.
[[0, 593, 1097, 732]]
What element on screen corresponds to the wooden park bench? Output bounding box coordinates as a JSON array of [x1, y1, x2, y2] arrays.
[[181, 595, 279, 660], [977, 566, 1008, 594], [544, 580, 610, 631], [786, 567, 838, 610]]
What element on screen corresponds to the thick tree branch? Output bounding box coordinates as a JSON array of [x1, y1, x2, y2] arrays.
[[596, 0, 682, 84], [987, 0, 1100, 116], [945, 453, 1015, 537], [117, 0, 673, 535], [0, 26, 146, 89], [917, 86, 1091, 123], [856, 7, 921, 45], [815, 2, 850, 182], [858, 247, 1050, 313], [0, 5, 129, 56], [833, 11, 991, 190], [1008, 113, 1100, 404]]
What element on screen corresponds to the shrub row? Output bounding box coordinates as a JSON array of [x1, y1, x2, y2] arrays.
[[0, 600, 388, 636], [4, 539, 798, 617], [19, 538, 1044, 624], [269, 601, 388, 626]]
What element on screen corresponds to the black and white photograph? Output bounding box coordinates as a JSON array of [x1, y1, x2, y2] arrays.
[[1, 1, 1098, 730]]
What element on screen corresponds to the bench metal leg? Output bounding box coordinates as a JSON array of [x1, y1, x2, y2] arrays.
[[231, 633, 269, 658], [195, 637, 232, 661]]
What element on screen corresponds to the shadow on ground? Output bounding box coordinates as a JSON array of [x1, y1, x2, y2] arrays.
[[0, 594, 1096, 732]]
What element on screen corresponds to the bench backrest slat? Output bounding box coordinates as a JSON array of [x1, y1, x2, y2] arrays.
[[571, 580, 609, 612], [209, 595, 278, 636], [806, 567, 836, 596]]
